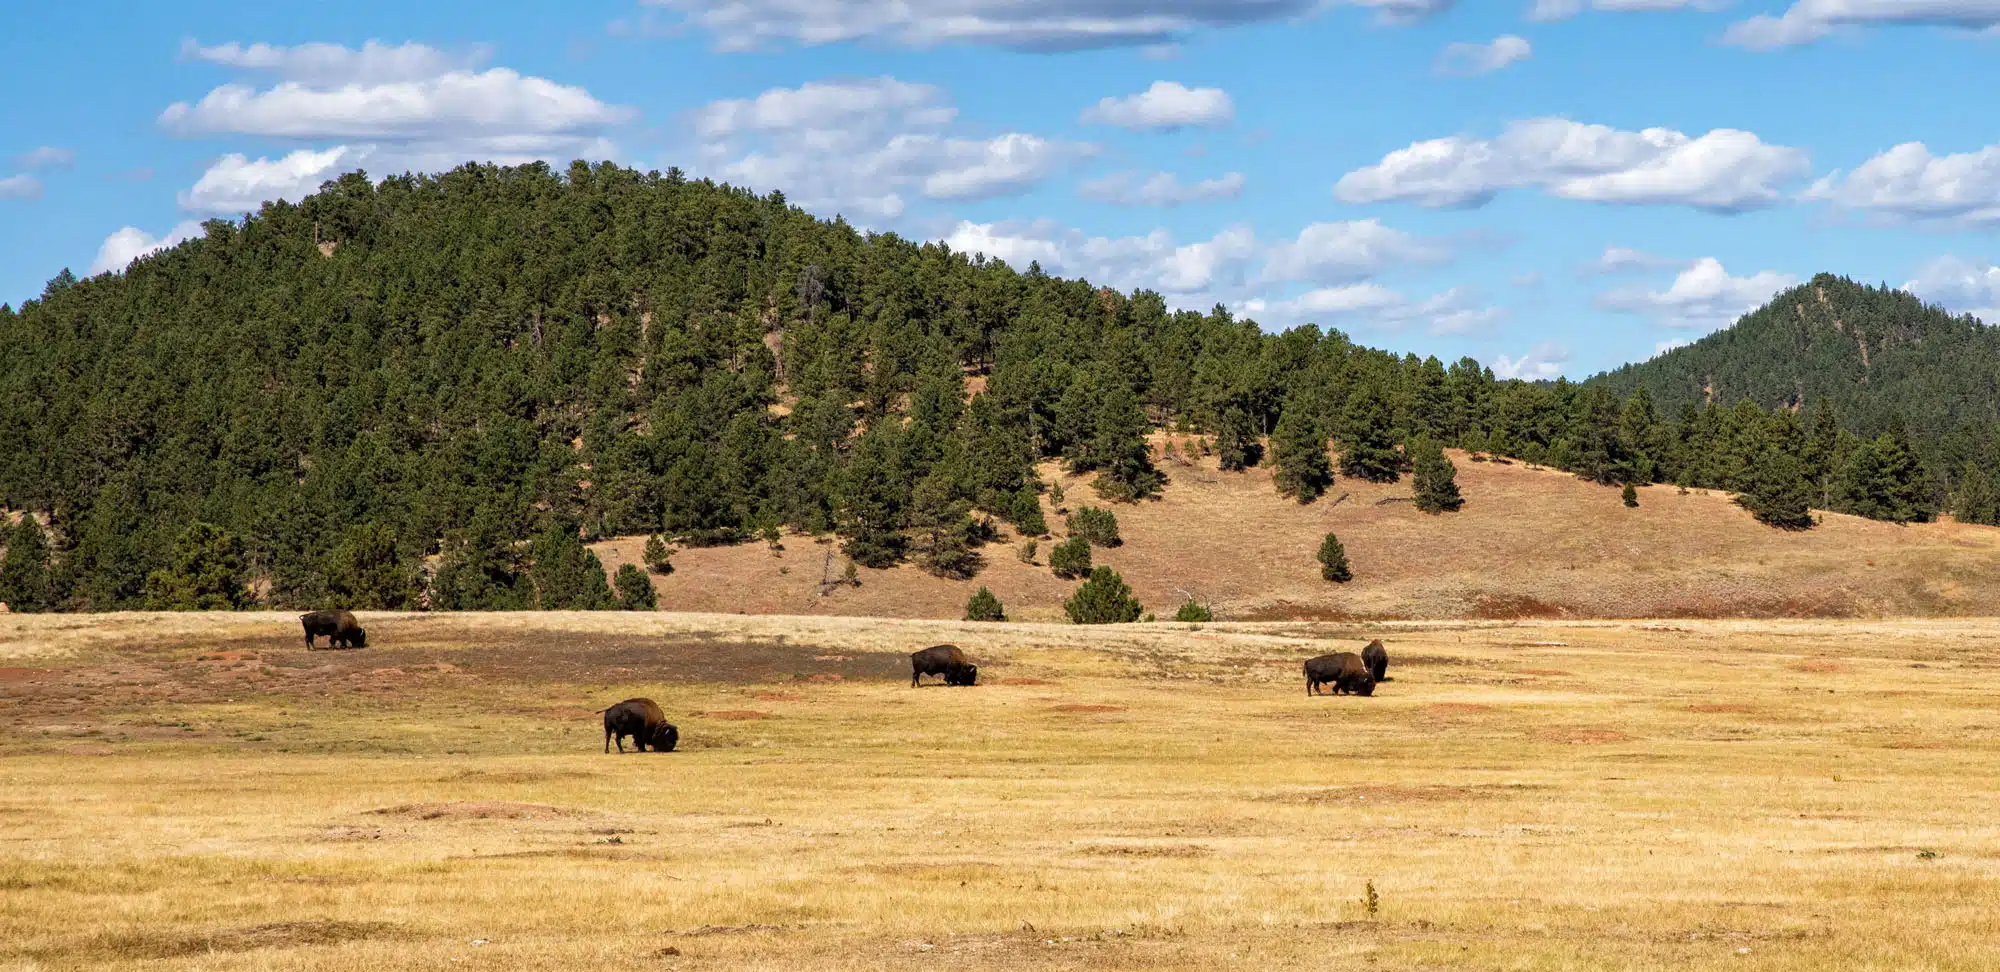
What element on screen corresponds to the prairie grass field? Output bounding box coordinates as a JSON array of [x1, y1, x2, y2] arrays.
[[3, 611, 1999, 970]]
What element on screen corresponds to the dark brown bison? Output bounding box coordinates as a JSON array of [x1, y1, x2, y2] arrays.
[[602, 698, 678, 753], [1304, 652, 1375, 697], [911, 644, 978, 687], [1361, 639, 1389, 683], [301, 610, 366, 650]]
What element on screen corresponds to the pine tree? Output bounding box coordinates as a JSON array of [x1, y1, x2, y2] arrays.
[[431, 511, 534, 611], [0, 516, 55, 612], [1066, 506, 1122, 547], [1838, 429, 1935, 524], [643, 534, 675, 575], [1174, 598, 1213, 623], [1338, 382, 1403, 483], [1409, 436, 1464, 514], [1063, 566, 1143, 624], [613, 563, 657, 611], [1953, 464, 2000, 526], [1008, 487, 1049, 536], [910, 467, 980, 579], [1317, 532, 1352, 583], [1270, 406, 1333, 503], [1049, 536, 1093, 579], [965, 586, 1006, 621], [145, 522, 251, 610], [1089, 383, 1165, 501], [528, 522, 615, 610], [1215, 406, 1260, 472], [1622, 482, 1639, 508], [325, 523, 417, 609], [836, 424, 909, 568], [1739, 445, 1815, 530]]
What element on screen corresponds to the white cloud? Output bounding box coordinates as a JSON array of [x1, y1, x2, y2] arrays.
[[1081, 81, 1234, 131], [1724, 0, 2000, 50], [638, 0, 1443, 52], [1260, 219, 1451, 284], [1335, 118, 1809, 212], [1529, 0, 1728, 23], [90, 221, 204, 275], [1435, 35, 1532, 76], [1080, 169, 1244, 206], [1491, 341, 1571, 380], [160, 70, 630, 141], [1803, 142, 2000, 224], [945, 219, 1259, 297], [1598, 257, 1796, 328], [1240, 284, 1502, 334], [696, 78, 1093, 222], [1904, 255, 2000, 324], [1653, 338, 1692, 357], [179, 148, 351, 213], [15, 146, 75, 169], [0, 174, 41, 200], [181, 39, 489, 85], [1586, 245, 1679, 274]]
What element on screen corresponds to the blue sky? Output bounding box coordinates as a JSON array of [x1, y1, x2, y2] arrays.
[[6, 0, 2000, 379]]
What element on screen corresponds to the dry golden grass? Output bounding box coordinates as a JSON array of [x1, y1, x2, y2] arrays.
[[588, 445, 2000, 623], [4, 611, 2000, 970]]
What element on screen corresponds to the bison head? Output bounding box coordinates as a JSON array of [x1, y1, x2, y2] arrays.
[[350, 628, 367, 649], [946, 664, 978, 686], [652, 724, 680, 752], [1352, 674, 1375, 697]]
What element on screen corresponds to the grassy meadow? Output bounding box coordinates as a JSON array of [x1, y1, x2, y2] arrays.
[[3, 611, 1998, 970]]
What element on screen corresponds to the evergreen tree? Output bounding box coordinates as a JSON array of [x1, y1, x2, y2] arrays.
[[1622, 482, 1639, 508], [1089, 383, 1165, 501], [1953, 464, 2000, 526], [325, 522, 417, 609], [431, 512, 534, 611], [964, 585, 1006, 622], [1409, 436, 1464, 514], [1338, 383, 1403, 483], [909, 467, 980, 579], [528, 523, 615, 610], [0, 516, 55, 612], [613, 563, 658, 611], [1049, 536, 1093, 579], [643, 534, 675, 575], [1008, 487, 1049, 536], [1270, 405, 1333, 502], [1066, 506, 1122, 547], [1839, 428, 1936, 524], [1739, 448, 1816, 530], [1064, 566, 1143, 624], [145, 522, 251, 610], [836, 424, 909, 568], [1317, 532, 1352, 583], [1174, 598, 1213, 623], [1215, 406, 1261, 472]]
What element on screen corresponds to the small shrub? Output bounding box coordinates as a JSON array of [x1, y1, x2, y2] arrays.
[[1009, 487, 1049, 536], [1362, 880, 1379, 918], [1049, 536, 1093, 579], [642, 535, 675, 575], [841, 562, 860, 587], [1622, 482, 1639, 508], [1050, 482, 1066, 511], [1064, 567, 1143, 624], [1066, 506, 1122, 547], [1018, 539, 1039, 564], [965, 586, 1006, 622], [1174, 599, 1213, 623], [613, 564, 657, 611], [1318, 533, 1352, 583], [760, 524, 783, 551]]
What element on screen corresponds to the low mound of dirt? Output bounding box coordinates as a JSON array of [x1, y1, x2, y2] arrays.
[[698, 710, 772, 720], [999, 677, 1055, 686], [1267, 783, 1545, 805], [1078, 842, 1212, 858], [1423, 703, 1495, 715], [102, 920, 396, 958], [1051, 704, 1124, 713], [753, 692, 804, 701], [1688, 703, 1756, 714], [368, 801, 579, 821], [1536, 728, 1631, 744]]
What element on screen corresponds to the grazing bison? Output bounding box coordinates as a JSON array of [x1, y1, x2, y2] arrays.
[[911, 644, 978, 687], [1361, 639, 1390, 683], [602, 698, 678, 753], [1304, 652, 1375, 697], [300, 610, 366, 650]]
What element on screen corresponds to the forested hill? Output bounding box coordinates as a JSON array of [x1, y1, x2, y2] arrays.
[[1594, 275, 2000, 470], [0, 162, 1987, 613]]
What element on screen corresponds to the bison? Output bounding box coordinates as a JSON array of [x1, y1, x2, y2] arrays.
[[1304, 652, 1375, 697], [602, 698, 678, 753], [911, 644, 978, 687], [301, 610, 366, 650], [1361, 639, 1390, 683]]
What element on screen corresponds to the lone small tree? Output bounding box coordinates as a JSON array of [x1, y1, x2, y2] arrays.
[[1049, 536, 1093, 579], [1271, 406, 1333, 503], [1409, 436, 1464, 514], [1740, 449, 1816, 530], [0, 516, 55, 612], [1064, 566, 1143, 624], [1010, 487, 1049, 536], [1066, 506, 1122, 547], [1622, 482, 1639, 508], [1174, 598, 1214, 623], [642, 534, 674, 575], [965, 586, 1006, 622], [145, 522, 251, 610], [613, 563, 658, 610], [1318, 532, 1353, 583], [1215, 406, 1262, 472]]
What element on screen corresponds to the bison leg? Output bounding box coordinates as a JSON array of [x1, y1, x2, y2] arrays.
[[604, 727, 611, 754]]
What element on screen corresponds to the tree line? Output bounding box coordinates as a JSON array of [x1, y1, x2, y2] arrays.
[[0, 162, 1987, 612]]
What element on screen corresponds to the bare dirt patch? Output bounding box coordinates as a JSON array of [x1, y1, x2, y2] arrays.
[[1424, 703, 1496, 716], [1078, 842, 1212, 858], [368, 802, 581, 821], [1689, 703, 1756, 714], [0, 667, 44, 682], [999, 677, 1055, 686], [88, 921, 398, 959], [1268, 784, 1546, 805], [1536, 728, 1632, 744], [753, 692, 805, 701], [698, 710, 772, 720], [1795, 660, 1851, 674], [1051, 704, 1125, 714]]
